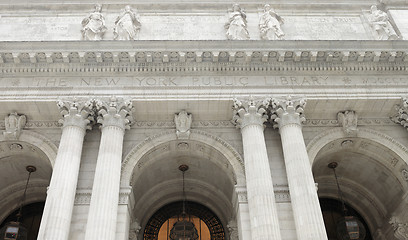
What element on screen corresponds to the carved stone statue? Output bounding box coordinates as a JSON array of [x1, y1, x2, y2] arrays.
[[4, 112, 26, 140], [225, 4, 250, 40], [81, 4, 107, 40], [389, 216, 408, 240], [368, 5, 398, 40], [175, 110, 192, 139], [114, 6, 141, 40], [337, 110, 358, 136], [259, 4, 284, 40]]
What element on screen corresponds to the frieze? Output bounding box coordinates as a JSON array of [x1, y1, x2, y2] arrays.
[[0, 118, 395, 129], [2, 75, 408, 89]]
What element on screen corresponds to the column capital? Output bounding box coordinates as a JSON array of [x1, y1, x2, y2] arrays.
[[96, 97, 134, 130], [232, 97, 269, 129], [57, 98, 95, 130], [392, 97, 408, 131], [270, 96, 306, 129]]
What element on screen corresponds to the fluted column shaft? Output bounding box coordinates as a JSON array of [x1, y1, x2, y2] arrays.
[[271, 97, 327, 240], [38, 100, 93, 240], [85, 98, 133, 240], [233, 98, 282, 240]]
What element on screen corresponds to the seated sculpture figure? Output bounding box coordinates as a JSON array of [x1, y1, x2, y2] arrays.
[[81, 4, 107, 40], [259, 4, 284, 40], [114, 5, 141, 40], [225, 4, 250, 40], [369, 5, 398, 40]]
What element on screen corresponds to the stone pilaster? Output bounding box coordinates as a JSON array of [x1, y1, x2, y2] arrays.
[[38, 99, 94, 240], [84, 97, 133, 240], [271, 96, 327, 240], [232, 97, 282, 240]]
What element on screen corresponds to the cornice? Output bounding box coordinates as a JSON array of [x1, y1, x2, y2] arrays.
[[1, 41, 408, 74]]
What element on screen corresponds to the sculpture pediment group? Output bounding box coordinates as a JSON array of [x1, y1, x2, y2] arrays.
[[81, 3, 398, 41]]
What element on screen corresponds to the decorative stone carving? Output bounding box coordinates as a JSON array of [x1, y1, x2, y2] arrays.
[[232, 97, 270, 129], [114, 6, 141, 40], [95, 97, 134, 130], [270, 96, 306, 128], [3, 112, 26, 140], [57, 99, 95, 130], [129, 220, 141, 240], [402, 169, 408, 182], [337, 110, 358, 136], [174, 110, 192, 139], [81, 4, 107, 40], [392, 98, 408, 130], [225, 4, 250, 40], [368, 5, 398, 40], [227, 219, 239, 240], [259, 4, 284, 40], [389, 216, 408, 240]]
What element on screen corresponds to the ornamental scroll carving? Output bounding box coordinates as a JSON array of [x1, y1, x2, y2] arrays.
[[3, 113, 26, 140], [114, 6, 141, 40], [81, 4, 107, 40], [390, 216, 408, 240], [174, 110, 192, 139], [259, 4, 285, 40], [337, 110, 358, 136], [225, 4, 250, 40]]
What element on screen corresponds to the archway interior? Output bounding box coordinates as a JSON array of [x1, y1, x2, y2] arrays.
[[144, 201, 224, 240], [313, 137, 406, 233], [319, 198, 371, 240], [0, 141, 52, 238], [0, 202, 45, 240], [130, 140, 236, 237]]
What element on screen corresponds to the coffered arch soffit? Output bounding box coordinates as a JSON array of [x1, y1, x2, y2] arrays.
[[121, 129, 245, 187], [0, 130, 56, 223]]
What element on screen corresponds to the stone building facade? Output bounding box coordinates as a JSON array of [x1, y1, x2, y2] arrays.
[[1, 0, 408, 239]]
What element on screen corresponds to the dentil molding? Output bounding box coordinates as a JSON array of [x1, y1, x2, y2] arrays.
[[1, 41, 408, 74]]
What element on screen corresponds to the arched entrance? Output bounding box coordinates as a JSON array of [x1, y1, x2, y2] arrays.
[[144, 201, 225, 240], [0, 131, 56, 239], [122, 130, 245, 240], [309, 128, 408, 239]]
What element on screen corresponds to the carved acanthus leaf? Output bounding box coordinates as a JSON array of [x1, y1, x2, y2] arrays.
[[232, 96, 270, 129], [270, 96, 306, 128], [57, 98, 95, 130], [95, 97, 134, 130]]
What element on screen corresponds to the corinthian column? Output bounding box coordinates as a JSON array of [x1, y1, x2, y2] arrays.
[[38, 99, 94, 240], [84, 97, 133, 240], [232, 97, 282, 240], [270, 96, 327, 240]]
